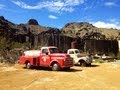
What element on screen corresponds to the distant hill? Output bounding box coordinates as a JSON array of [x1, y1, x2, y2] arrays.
[[61, 22, 120, 40]]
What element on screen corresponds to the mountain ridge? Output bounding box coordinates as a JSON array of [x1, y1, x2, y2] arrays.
[[0, 16, 120, 40]]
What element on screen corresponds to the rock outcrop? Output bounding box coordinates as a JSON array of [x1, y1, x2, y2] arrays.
[[27, 19, 39, 25]]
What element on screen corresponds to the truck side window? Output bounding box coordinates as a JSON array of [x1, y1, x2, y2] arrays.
[[69, 51, 74, 54], [42, 49, 48, 54]]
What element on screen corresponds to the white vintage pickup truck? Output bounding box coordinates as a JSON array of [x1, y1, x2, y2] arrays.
[[67, 49, 92, 66]]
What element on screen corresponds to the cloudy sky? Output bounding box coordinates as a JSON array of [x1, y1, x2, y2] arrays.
[[0, 0, 120, 29]]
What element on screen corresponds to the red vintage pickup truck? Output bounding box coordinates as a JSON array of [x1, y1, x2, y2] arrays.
[[19, 46, 73, 71]]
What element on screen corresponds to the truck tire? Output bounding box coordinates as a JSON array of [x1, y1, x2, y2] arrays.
[[80, 61, 87, 67], [26, 62, 32, 69], [52, 63, 60, 71], [87, 63, 91, 66]]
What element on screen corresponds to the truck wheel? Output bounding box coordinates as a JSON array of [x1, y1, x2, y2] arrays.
[[52, 63, 60, 71], [26, 62, 32, 69], [87, 63, 91, 66], [80, 61, 87, 67]]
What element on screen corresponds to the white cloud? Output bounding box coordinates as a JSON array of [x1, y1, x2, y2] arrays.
[[48, 15, 58, 19], [92, 21, 120, 29], [11, 0, 84, 13], [104, 2, 117, 7], [0, 4, 5, 9]]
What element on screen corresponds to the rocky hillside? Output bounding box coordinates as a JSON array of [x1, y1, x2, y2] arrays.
[[98, 28, 119, 40], [0, 16, 50, 36], [61, 22, 120, 40], [61, 22, 98, 38], [0, 16, 62, 48], [1, 16, 120, 40]]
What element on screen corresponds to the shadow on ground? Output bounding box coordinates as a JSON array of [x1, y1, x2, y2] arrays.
[[61, 68, 82, 72], [23, 66, 82, 72], [87, 64, 99, 67]]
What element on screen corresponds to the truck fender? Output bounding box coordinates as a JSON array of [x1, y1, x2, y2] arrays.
[[50, 60, 61, 71], [50, 60, 60, 67]]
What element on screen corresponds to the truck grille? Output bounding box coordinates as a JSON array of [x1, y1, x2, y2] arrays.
[[64, 58, 73, 66]]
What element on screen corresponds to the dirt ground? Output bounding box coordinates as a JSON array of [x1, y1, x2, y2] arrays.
[[0, 62, 120, 90]]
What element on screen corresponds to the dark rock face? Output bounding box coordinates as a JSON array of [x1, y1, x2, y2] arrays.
[[27, 19, 39, 25], [0, 16, 16, 39]]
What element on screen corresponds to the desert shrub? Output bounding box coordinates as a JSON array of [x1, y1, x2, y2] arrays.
[[0, 37, 23, 64], [0, 37, 10, 50], [117, 52, 120, 60], [0, 49, 21, 64], [94, 59, 104, 63], [11, 42, 32, 51], [11, 42, 23, 49]]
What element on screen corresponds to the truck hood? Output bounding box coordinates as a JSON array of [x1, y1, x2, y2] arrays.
[[50, 53, 70, 58], [77, 53, 88, 57]]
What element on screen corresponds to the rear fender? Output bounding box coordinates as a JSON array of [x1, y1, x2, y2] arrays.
[[25, 60, 31, 65], [19, 56, 26, 64]]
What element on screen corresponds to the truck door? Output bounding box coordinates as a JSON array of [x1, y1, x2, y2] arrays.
[[40, 49, 50, 66], [68, 50, 77, 63], [69, 50, 75, 58]]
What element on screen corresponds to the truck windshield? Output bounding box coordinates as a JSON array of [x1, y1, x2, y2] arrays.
[[49, 48, 59, 53], [75, 50, 80, 54]]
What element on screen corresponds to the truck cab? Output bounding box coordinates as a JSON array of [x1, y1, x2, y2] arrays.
[[67, 49, 92, 66], [19, 46, 73, 71]]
